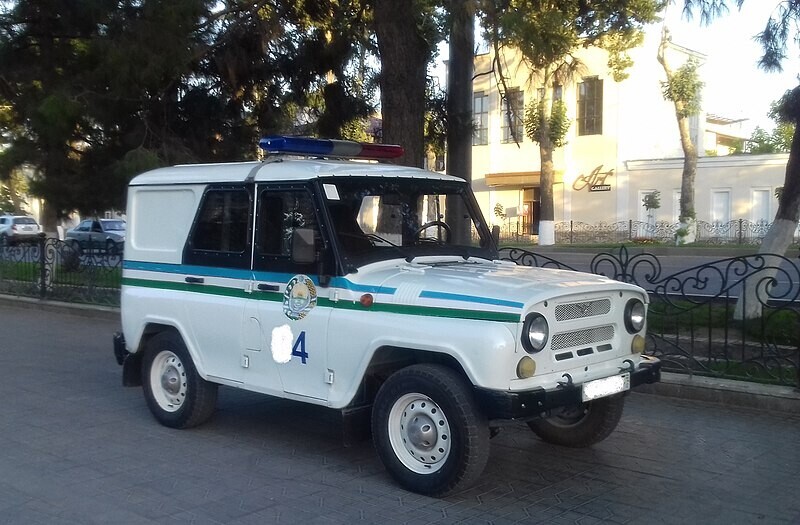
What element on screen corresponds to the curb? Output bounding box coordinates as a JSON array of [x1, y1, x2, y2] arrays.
[[637, 371, 800, 414], [0, 296, 796, 413], [0, 294, 120, 322]]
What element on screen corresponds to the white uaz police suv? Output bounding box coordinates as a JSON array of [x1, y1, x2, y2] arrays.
[[114, 136, 660, 496]]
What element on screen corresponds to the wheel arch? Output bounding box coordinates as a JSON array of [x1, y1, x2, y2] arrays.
[[344, 345, 473, 410], [123, 322, 198, 387]]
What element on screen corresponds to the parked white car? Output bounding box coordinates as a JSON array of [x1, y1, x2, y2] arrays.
[[114, 136, 660, 496], [0, 215, 41, 245]]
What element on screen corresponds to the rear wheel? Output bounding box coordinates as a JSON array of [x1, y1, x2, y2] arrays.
[[142, 331, 217, 429], [106, 239, 119, 255], [372, 364, 489, 496], [527, 393, 625, 448]]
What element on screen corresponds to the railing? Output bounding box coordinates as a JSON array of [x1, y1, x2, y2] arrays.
[[536, 219, 800, 245], [500, 245, 800, 388], [0, 235, 122, 306]]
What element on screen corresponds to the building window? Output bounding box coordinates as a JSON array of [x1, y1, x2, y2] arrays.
[[751, 189, 771, 223], [501, 88, 524, 144], [711, 190, 731, 225], [473, 92, 489, 145], [577, 77, 603, 136]]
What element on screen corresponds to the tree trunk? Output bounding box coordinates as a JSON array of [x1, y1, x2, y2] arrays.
[[538, 81, 555, 245], [676, 113, 698, 244], [445, 0, 475, 245], [658, 28, 698, 245], [373, 0, 430, 168], [734, 123, 800, 319]]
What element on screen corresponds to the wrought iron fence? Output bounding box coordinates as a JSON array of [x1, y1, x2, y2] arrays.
[[499, 245, 800, 388], [0, 235, 122, 306], [551, 219, 800, 245]]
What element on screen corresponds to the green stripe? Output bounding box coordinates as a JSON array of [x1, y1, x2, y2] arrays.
[[122, 277, 520, 323]]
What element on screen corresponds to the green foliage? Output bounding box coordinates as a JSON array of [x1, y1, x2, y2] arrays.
[[642, 190, 661, 211], [0, 0, 377, 215], [493, 203, 506, 219], [524, 98, 570, 148], [660, 58, 703, 117]]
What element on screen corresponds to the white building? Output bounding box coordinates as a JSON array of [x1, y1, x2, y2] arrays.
[[470, 30, 787, 238]]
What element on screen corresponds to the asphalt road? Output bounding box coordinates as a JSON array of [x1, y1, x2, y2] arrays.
[[1, 302, 799, 524]]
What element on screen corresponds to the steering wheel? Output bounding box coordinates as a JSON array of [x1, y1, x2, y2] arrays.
[[413, 220, 451, 243]]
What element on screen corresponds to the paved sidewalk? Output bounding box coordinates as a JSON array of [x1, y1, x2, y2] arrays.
[[2, 294, 797, 413], [1, 302, 799, 524]]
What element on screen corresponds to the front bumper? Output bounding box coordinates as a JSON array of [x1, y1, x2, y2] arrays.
[[474, 356, 661, 420]]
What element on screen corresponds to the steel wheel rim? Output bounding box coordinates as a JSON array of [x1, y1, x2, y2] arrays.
[[387, 393, 452, 474], [149, 350, 187, 413]]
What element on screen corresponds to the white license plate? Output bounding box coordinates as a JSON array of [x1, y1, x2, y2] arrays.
[[582, 373, 630, 402]]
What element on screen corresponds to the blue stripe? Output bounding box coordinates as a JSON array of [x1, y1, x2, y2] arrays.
[[123, 260, 395, 294], [419, 290, 523, 309]]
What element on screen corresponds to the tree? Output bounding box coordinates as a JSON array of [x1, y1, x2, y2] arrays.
[[0, 1, 377, 220], [658, 32, 703, 244], [681, 1, 800, 317], [480, 0, 661, 245], [373, 0, 442, 168], [747, 100, 794, 153]]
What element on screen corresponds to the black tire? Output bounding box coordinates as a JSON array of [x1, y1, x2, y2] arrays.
[[527, 393, 625, 448], [141, 331, 218, 429], [371, 364, 489, 497], [106, 239, 118, 255]]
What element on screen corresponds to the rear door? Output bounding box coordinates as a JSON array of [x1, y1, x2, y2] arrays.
[[181, 184, 254, 384]]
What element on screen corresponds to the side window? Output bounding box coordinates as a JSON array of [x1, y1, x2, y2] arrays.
[[183, 186, 252, 269], [254, 188, 321, 273]]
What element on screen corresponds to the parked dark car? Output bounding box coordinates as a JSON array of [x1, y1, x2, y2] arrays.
[[65, 219, 126, 254]]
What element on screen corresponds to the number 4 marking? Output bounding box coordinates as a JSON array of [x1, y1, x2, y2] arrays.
[[292, 331, 308, 364]]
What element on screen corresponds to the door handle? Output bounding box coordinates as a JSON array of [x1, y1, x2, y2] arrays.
[[257, 283, 279, 292], [185, 276, 204, 284]]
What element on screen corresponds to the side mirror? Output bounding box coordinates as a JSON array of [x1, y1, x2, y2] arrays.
[[292, 228, 317, 264]]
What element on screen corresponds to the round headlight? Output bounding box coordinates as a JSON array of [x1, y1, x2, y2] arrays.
[[523, 313, 549, 353], [624, 298, 646, 333]]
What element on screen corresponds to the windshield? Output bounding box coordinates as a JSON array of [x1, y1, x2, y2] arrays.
[[102, 220, 126, 231], [320, 176, 495, 268]]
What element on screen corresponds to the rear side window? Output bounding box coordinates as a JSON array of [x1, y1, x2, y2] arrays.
[[184, 186, 253, 269]]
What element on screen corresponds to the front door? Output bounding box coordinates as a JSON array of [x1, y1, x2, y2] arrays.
[[248, 184, 332, 401]]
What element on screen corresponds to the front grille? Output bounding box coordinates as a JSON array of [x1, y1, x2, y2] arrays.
[[555, 299, 611, 321], [551, 325, 615, 351]]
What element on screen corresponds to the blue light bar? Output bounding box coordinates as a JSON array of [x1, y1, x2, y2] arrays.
[[259, 136, 404, 159]]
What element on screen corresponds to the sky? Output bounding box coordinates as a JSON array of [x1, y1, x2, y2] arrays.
[[657, 1, 800, 132]]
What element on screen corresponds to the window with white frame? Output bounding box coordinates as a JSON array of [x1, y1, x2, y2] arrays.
[[672, 190, 681, 222], [751, 189, 771, 224], [711, 190, 731, 225], [501, 88, 524, 144], [473, 92, 489, 145]]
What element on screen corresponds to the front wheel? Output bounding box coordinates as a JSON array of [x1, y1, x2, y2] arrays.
[[142, 331, 218, 429], [372, 364, 489, 497], [527, 393, 625, 448]]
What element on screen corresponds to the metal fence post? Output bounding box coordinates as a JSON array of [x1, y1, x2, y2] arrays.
[[570, 220, 574, 245], [38, 233, 46, 299], [629, 219, 633, 241], [738, 218, 743, 244]]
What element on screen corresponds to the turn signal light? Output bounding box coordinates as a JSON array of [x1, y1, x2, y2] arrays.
[[631, 334, 646, 354], [516, 356, 536, 379]]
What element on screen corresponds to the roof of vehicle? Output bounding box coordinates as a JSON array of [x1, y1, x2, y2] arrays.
[[129, 158, 463, 187], [2, 215, 37, 221]]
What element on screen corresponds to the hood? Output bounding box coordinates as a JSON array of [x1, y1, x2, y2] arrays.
[[340, 257, 642, 318]]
